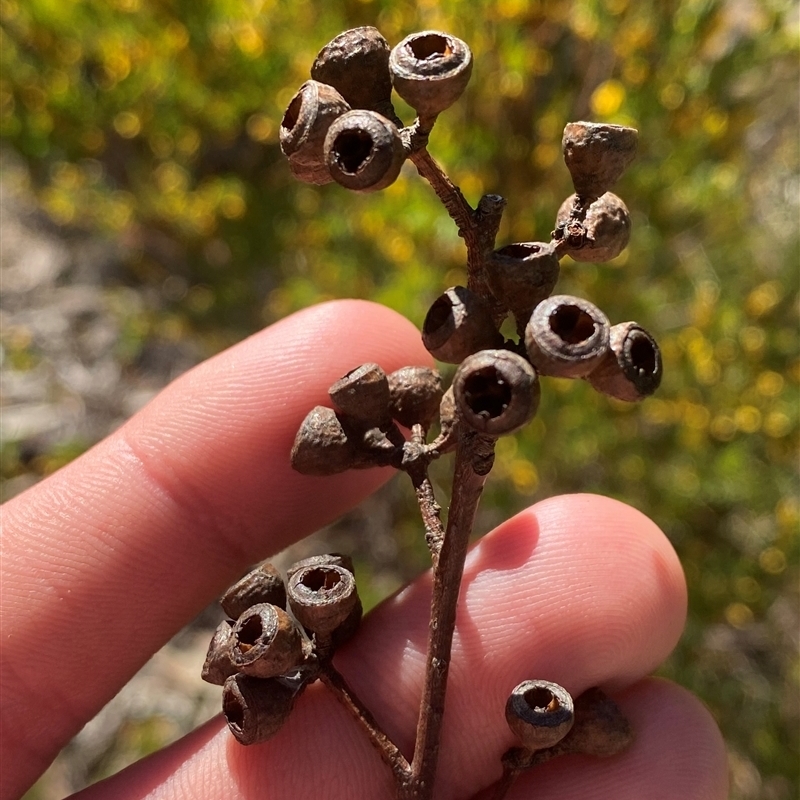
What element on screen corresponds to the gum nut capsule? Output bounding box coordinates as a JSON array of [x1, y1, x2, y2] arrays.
[[387, 366, 444, 429], [525, 295, 610, 378], [280, 80, 351, 185], [324, 109, 405, 192], [389, 31, 473, 118], [453, 350, 540, 436], [220, 561, 287, 620], [201, 620, 237, 685], [587, 321, 662, 401], [287, 562, 361, 640], [505, 680, 575, 751], [222, 673, 296, 745], [311, 27, 393, 113], [555, 192, 631, 263], [329, 362, 391, 428], [230, 603, 305, 679], [487, 242, 560, 317], [291, 406, 373, 475], [422, 286, 503, 364], [562, 121, 638, 201], [563, 687, 634, 757]]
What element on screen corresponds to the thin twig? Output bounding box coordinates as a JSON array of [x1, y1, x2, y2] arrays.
[[319, 661, 411, 782]]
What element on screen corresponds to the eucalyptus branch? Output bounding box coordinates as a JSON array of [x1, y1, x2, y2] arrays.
[[202, 23, 662, 800]]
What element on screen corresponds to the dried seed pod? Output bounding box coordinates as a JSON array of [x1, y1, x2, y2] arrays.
[[525, 295, 610, 378], [453, 350, 540, 436], [422, 286, 503, 364], [287, 563, 362, 655], [561, 687, 633, 757], [389, 31, 473, 118], [324, 110, 405, 192], [554, 192, 631, 263], [280, 80, 350, 185], [387, 366, 444, 429], [329, 362, 391, 428], [221, 562, 287, 620], [587, 321, 662, 401], [486, 242, 560, 321], [230, 603, 305, 679], [291, 406, 377, 475], [201, 620, 237, 685], [506, 680, 575, 751], [311, 27, 393, 113], [222, 673, 296, 745], [562, 122, 638, 201]]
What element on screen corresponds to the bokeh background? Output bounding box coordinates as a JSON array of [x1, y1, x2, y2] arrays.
[[1, 0, 797, 797]]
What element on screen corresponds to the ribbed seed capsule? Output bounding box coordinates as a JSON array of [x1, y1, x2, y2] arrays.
[[387, 366, 444, 429], [389, 31, 473, 118], [287, 563, 361, 638], [324, 110, 405, 192], [230, 603, 305, 679], [329, 362, 391, 428], [291, 406, 377, 475], [562, 122, 638, 202], [422, 286, 503, 364], [587, 321, 662, 401], [201, 620, 237, 685], [505, 680, 575, 751], [280, 80, 350, 185], [525, 295, 610, 378], [453, 350, 540, 436], [311, 27, 393, 113], [221, 561, 286, 620], [222, 673, 296, 745], [554, 193, 631, 263], [487, 241, 560, 323]]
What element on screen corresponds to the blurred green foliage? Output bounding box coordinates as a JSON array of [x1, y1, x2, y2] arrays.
[[3, 0, 798, 797]]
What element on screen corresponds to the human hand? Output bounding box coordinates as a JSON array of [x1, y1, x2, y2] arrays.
[[1, 301, 727, 800]]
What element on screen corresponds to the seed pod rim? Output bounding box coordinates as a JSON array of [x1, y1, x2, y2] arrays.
[[505, 679, 575, 751]]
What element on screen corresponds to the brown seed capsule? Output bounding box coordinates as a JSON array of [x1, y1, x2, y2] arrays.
[[287, 563, 361, 637], [487, 241, 560, 323], [230, 603, 305, 679], [329, 362, 391, 428], [422, 286, 503, 364], [222, 673, 296, 745], [506, 680, 575, 751], [453, 350, 540, 436], [525, 295, 610, 378], [311, 27, 394, 114], [201, 620, 237, 685], [280, 80, 350, 185], [554, 192, 631, 263], [389, 31, 473, 119], [387, 366, 444, 429], [587, 321, 662, 401], [324, 110, 405, 192], [291, 406, 376, 475], [562, 122, 638, 201], [561, 686, 634, 757], [220, 562, 287, 620]]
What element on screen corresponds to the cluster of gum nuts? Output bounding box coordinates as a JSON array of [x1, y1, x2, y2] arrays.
[[203, 24, 660, 770], [279, 26, 662, 473]]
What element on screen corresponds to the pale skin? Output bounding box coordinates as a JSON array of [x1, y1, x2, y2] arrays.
[[0, 300, 729, 800]]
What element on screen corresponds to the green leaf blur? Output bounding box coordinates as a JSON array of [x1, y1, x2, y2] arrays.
[[3, 0, 797, 797]]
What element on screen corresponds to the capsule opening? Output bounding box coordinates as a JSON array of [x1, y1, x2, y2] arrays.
[[408, 33, 451, 61], [550, 304, 596, 344], [497, 243, 541, 260], [523, 686, 559, 713], [281, 92, 303, 132], [236, 616, 264, 651], [424, 294, 455, 336], [629, 332, 657, 375], [333, 130, 374, 173], [302, 567, 342, 592], [223, 690, 245, 730], [463, 366, 511, 419]]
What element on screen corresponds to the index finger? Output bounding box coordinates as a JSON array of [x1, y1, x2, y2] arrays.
[[0, 299, 431, 800]]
